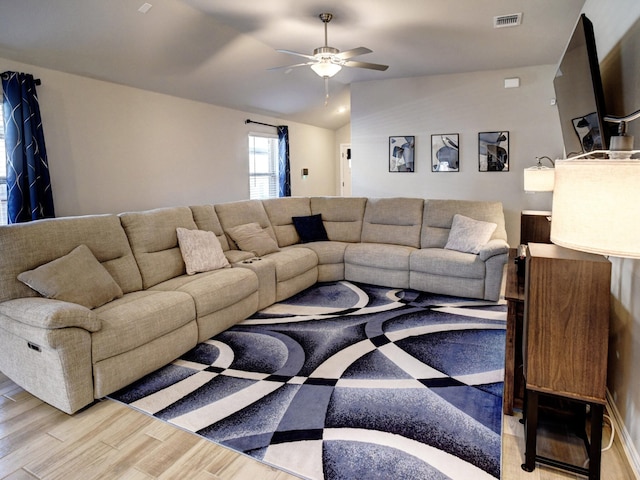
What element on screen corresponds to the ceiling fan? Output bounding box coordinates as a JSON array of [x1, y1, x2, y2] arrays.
[[270, 13, 389, 103]]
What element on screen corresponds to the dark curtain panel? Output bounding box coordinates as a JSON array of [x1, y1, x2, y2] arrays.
[[277, 125, 291, 197], [1, 71, 55, 223]]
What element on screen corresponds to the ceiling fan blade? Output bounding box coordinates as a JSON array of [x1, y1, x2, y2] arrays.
[[335, 47, 372, 60], [276, 49, 317, 61], [268, 62, 314, 71], [343, 60, 389, 71]]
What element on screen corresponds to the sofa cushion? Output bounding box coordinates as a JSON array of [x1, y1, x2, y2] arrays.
[[266, 246, 318, 282], [18, 245, 123, 309], [292, 214, 329, 243], [410, 248, 486, 279], [262, 197, 312, 247], [292, 241, 347, 265], [345, 243, 415, 270], [176, 227, 230, 275], [120, 207, 198, 289], [226, 223, 281, 257], [444, 214, 497, 255], [150, 267, 258, 319], [422, 199, 507, 248], [361, 197, 423, 248], [0, 214, 142, 303], [310, 197, 367, 243], [91, 290, 196, 363], [189, 204, 231, 251]]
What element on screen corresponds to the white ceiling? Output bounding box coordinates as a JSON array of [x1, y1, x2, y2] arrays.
[[0, 0, 586, 130]]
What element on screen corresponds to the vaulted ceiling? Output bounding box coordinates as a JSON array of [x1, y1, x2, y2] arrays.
[[0, 0, 586, 129]]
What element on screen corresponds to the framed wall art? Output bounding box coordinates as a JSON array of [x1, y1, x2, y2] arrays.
[[478, 131, 509, 171], [431, 134, 459, 172], [389, 136, 415, 172]]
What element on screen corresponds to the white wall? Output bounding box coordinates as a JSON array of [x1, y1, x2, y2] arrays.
[[0, 58, 336, 216], [350, 65, 563, 245], [335, 122, 351, 194], [582, 0, 640, 472]]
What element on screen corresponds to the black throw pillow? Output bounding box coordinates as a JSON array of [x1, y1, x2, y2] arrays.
[[292, 214, 329, 243]]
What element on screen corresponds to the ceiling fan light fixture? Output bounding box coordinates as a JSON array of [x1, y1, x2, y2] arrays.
[[311, 60, 342, 78]]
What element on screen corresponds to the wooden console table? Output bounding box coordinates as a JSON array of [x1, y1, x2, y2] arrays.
[[521, 243, 611, 480]]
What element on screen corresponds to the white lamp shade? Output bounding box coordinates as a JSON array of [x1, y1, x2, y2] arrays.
[[524, 166, 555, 192], [310, 61, 342, 78], [550, 158, 640, 258]]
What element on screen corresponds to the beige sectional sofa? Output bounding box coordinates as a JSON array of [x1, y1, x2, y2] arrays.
[[0, 197, 508, 414]]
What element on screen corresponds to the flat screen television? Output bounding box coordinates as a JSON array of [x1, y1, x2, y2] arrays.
[[553, 14, 610, 156]]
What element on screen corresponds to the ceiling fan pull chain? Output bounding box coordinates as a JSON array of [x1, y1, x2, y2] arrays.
[[324, 77, 330, 105]]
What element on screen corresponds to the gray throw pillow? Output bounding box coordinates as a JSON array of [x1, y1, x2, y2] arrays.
[[444, 214, 497, 254], [17, 244, 123, 309], [226, 222, 280, 257]]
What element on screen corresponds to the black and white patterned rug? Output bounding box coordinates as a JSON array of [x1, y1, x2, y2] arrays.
[[110, 281, 506, 479]]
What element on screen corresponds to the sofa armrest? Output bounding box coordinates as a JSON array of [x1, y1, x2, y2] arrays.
[[0, 298, 101, 332], [478, 239, 509, 262]]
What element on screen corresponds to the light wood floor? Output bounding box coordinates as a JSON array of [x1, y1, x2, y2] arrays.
[[0, 372, 635, 479]]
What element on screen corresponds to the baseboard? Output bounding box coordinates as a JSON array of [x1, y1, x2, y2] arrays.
[[607, 389, 640, 479]]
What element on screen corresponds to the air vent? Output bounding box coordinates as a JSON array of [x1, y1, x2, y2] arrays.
[[494, 13, 522, 28]]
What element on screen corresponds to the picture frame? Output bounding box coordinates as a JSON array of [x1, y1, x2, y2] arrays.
[[431, 134, 459, 172], [478, 131, 509, 171], [389, 136, 415, 172]]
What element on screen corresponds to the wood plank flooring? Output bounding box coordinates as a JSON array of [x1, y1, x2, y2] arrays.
[[0, 372, 635, 479]]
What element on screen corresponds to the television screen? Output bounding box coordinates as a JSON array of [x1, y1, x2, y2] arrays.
[[553, 14, 609, 156]]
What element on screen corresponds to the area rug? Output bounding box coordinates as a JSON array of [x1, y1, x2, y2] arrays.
[[110, 281, 506, 479]]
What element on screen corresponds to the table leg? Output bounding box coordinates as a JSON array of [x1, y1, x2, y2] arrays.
[[522, 389, 538, 472], [588, 404, 603, 480]]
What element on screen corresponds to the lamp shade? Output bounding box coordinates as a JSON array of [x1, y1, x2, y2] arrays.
[[524, 166, 555, 192], [550, 157, 640, 258], [310, 60, 342, 78]]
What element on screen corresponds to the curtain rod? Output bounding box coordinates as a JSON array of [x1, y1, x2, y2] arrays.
[[1, 72, 41, 85], [245, 119, 282, 128]]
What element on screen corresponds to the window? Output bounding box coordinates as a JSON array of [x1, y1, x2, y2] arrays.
[[248, 133, 279, 199], [0, 114, 6, 225]]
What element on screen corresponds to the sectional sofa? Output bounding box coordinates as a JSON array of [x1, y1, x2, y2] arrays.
[[0, 196, 509, 414]]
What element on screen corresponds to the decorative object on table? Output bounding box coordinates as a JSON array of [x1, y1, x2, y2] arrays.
[[389, 136, 415, 172], [431, 134, 459, 172], [111, 281, 506, 480], [523, 156, 555, 193], [551, 107, 640, 259], [478, 132, 509, 171]]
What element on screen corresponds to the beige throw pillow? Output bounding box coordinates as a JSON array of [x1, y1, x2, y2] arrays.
[[226, 222, 280, 257], [17, 244, 123, 309], [177, 227, 230, 275], [444, 214, 497, 254]]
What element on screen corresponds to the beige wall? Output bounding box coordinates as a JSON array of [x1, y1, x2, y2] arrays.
[[582, 0, 640, 472], [0, 58, 337, 217], [350, 65, 564, 245]]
